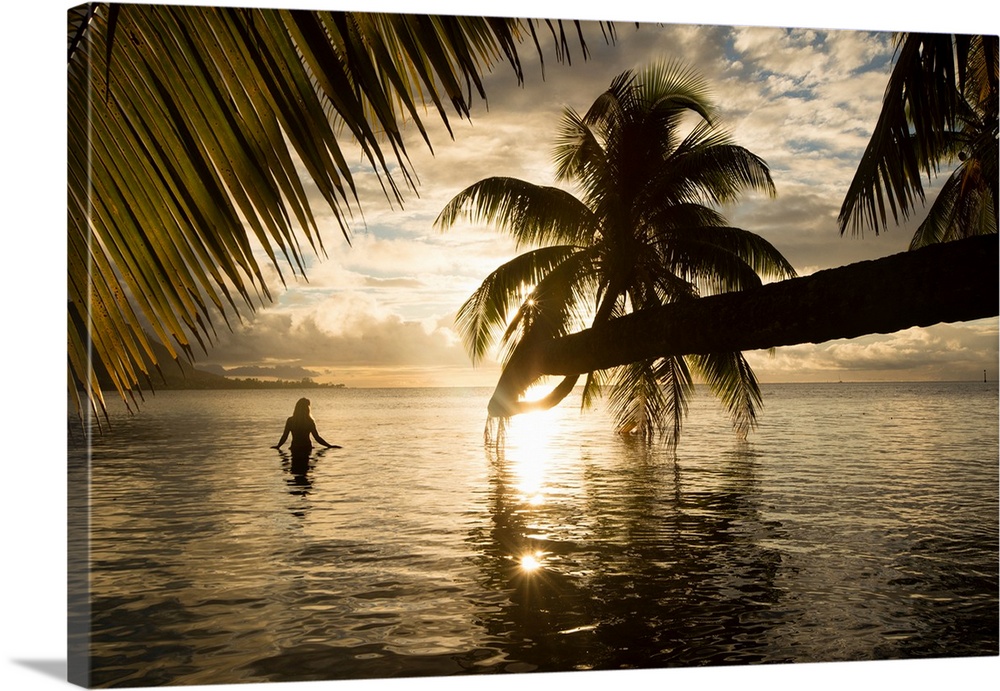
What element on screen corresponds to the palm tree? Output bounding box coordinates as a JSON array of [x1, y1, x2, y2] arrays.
[[839, 33, 998, 245], [437, 62, 796, 446], [67, 4, 614, 423]]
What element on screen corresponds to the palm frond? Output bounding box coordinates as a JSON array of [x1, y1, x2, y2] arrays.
[[497, 248, 599, 363], [635, 59, 714, 122], [583, 69, 638, 126], [653, 225, 798, 291], [839, 33, 998, 237], [436, 176, 597, 247], [68, 3, 98, 63], [654, 123, 776, 206], [641, 202, 728, 233], [456, 245, 584, 363], [580, 367, 610, 411], [552, 106, 612, 186], [910, 158, 997, 248], [688, 351, 762, 439], [608, 357, 692, 446], [965, 34, 998, 108], [68, 4, 611, 418]]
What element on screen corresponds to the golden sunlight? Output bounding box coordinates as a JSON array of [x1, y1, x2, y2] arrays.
[[521, 378, 555, 403], [506, 403, 562, 502], [519, 551, 544, 573]]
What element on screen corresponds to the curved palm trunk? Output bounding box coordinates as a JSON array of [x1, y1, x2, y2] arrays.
[[486, 275, 625, 417], [487, 235, 997, 412], [487, 369, 579, 417]]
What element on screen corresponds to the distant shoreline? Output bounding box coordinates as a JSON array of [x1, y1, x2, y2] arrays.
[[100, 378, 347, 392]]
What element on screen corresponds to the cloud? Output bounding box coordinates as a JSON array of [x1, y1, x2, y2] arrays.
[[362, 276, 426, 289], [745, 320, 1000, 382], [199, 293, 504, 387]]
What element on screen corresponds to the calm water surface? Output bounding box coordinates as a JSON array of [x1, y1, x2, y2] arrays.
[[68, 383, 999, 687]]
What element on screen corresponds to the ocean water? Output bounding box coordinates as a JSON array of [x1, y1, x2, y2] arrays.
[[68, 382, 999, 687]]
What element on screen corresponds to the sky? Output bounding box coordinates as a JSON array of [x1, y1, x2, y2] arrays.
[[159, 1, 998, 388]]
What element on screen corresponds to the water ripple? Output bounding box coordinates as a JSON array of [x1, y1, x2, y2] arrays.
[[75, 384, 998, 687]]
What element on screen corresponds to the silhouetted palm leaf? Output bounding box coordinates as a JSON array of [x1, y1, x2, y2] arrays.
[[68, 3, 612, 421], [839, 33, 998, 242], [456, 245, 587, 363], [652, 225, 796, 293], [608, 357, 692, 445], [688, 351, 761, 440], [436, 177, 598, 247]]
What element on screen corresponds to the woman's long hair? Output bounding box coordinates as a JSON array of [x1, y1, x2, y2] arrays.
[[292, 397, 312, 422]]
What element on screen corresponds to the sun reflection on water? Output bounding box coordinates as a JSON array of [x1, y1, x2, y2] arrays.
[[527, 493, 545, 506], [506, 403, 563, 505], [519, 551, 544, 573]]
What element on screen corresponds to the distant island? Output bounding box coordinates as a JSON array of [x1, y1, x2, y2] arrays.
[[146, 375, 347, 391], [101, 364, 347, 392], [94, 339, 346, 391]]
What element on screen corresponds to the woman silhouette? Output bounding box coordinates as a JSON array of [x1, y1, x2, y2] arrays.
[[272, 397, 340, 453]]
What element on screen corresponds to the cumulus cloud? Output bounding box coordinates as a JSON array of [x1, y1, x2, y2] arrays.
[[745, 320, 1000, 382], [199, 292, 504, 388]]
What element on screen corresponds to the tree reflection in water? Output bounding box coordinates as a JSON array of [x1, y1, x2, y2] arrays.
[[466, 433, 790, 672]]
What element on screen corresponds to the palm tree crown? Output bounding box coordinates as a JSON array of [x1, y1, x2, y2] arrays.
[[437, 62, 796, 446], [839, 33, 998, 245]]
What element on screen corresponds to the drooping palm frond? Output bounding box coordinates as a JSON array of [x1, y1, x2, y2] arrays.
[[68, 3, 612, 420], [580, 367, 610, 412], [839, 33, 963, 236], [552, 107, 613, 187], [642, 202, 728, 232], [435, 176, 598, 247], [839, 33, 998, 239], [498, 248, 600, 361], [652, 123, 776, 206], [909, 155, 998, 248], [608, 357, 693, 446], [688, 351, 762, 439], [652, 225, 797, 293], [455, 245, 585, 363]]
